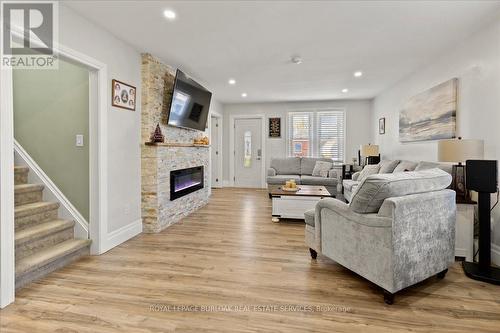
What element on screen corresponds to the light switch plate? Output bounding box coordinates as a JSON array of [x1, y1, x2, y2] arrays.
[[76, 134, 84, 147]]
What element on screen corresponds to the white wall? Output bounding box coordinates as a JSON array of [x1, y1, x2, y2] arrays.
[[60, 4, 142, 248], [371, 19, 500, 246], [222, 100, 372, 183]]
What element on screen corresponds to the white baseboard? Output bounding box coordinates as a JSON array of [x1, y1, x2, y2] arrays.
[[101, 218, 142, 254], [492, 243, 500, 266]]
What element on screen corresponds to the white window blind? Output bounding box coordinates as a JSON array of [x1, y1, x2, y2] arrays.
[[288, 112, 313, 157], [288, 110, 345, 162], [317, 111, 345, 161]]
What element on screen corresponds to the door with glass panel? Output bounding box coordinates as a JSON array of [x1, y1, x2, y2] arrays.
[[234, 118, 262, 188]]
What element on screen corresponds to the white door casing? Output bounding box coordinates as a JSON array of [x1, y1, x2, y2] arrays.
[[210, 116, 220, 188], [234, 118, 263, 188]]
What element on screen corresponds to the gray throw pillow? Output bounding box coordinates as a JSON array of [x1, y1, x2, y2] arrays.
[[312, 161, 333, 178], [393, 160, 418, 173], [357, 164, 380, 182], [378, 160, 400, 174]]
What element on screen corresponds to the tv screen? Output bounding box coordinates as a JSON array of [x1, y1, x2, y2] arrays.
[[167, 69, 212, 131]]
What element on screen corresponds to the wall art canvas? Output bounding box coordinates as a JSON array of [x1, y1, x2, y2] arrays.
[[112, 79, 136, 111], [379, 117, 385, 135], [399, 78, 457, 142]]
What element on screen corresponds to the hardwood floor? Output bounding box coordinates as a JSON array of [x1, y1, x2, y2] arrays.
[[1, 188, 499, 332]]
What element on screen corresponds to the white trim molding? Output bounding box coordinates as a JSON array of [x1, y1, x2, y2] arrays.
[[229, 114, 267, 188], [102, 219, 142, 253], [0, 64, 15, 308], [14, 140, 89, 239], [209, 111, 223, 189]]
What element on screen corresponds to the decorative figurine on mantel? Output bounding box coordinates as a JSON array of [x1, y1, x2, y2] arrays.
[[151, 124, 164, 143], [193, 136, 209, 146]]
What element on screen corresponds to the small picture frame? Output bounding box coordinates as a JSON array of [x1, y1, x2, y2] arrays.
[[112, 79, 136, 111], [269, 117, 281, 138], [379, 117, 386, 135]]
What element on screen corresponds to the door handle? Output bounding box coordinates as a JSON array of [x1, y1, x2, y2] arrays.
[[257, 148, 262, 160]]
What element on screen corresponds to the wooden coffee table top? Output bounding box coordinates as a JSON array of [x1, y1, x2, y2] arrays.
[[268, 185, 334, 197]]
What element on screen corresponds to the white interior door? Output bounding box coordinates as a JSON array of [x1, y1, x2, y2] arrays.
[[210, 116, 220, 188], [234, 118, 262, 188]]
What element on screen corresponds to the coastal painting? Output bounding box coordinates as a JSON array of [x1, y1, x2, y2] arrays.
[[399, 78, 457, 142]]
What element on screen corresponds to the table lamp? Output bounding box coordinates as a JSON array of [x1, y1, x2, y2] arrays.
[[359, 144, 380, 166], [438, 137, 484, 202]]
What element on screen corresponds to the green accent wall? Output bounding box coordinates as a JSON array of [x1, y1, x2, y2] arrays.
[[13, 60, 90, 221]]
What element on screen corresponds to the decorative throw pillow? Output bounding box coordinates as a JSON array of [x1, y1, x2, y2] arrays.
[[378, 160, 400, 174], [312, 161, 333, 178], [357, 164, 380, 182]]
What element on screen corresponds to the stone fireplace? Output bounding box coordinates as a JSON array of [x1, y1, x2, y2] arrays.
[[141, 54, 210, 233]]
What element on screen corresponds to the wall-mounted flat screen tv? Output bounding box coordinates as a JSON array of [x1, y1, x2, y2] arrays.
[[166, 69, 212, 131]]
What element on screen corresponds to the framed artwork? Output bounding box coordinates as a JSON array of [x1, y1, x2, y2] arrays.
[[112, 79, 136, 111], [399, 78, 457, 142], [379, 117, 385, 135], [269, 117, 281, 138]]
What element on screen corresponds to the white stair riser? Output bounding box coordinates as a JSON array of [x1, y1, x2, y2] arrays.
[[16, 227, 74, 262], [15, 188, 43, 206], [16, 208, 59, 231]]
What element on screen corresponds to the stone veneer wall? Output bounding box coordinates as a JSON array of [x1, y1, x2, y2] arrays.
[[141, 53, 209, 233]]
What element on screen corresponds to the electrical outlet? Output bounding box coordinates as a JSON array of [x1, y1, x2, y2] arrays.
[[76, 134, 84, 147]]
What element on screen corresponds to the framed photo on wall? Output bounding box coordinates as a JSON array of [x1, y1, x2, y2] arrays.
[[112, 79, 136, 111], [379, 117, 385, 135], [269, 117, 281, 138]]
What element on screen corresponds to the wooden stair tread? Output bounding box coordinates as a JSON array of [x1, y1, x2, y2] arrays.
[[15, 219, 74, 245], [14, 166, 29, 173], [15, 201, 59, 217], [14, 184, 44, 193], [16, 239, 91, 277]]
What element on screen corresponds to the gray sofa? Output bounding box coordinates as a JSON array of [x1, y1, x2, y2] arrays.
[[305, 168, 456, 304], [343, 160, 453, 202], [267, 157, 339, 187]]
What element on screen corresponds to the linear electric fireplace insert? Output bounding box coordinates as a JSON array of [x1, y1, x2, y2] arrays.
[[170, 166, 204, 200]]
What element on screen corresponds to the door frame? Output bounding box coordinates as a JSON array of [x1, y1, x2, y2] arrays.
[[229, 114, 266, 188], [209, 111, 223, 189], [0, 42, 108, 308]]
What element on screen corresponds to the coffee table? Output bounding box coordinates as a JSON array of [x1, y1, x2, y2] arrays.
[[268, 185, 336, 222]]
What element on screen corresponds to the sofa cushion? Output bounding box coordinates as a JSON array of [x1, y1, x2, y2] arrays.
[[378, 160, 400, 174], [266, 174, 301, 185], [270, 157, 301, 175], [312, 161, 333, 177], [304, 209, 315, 227], [358, 164, 380, 182], [393, 160, 418, 173], [349, 168, 452, 214], [301, 175, 337, 186], [301, 157, 333, 175]]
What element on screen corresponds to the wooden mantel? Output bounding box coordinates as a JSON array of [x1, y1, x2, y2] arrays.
[[144, 142, 210, 148]]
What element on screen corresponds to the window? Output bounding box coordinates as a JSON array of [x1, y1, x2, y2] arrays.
[[288, 110, 345, 162], [288, 113, 312, 157]]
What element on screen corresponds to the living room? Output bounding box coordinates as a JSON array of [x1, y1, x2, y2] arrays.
[[0, 1, 499, 332]]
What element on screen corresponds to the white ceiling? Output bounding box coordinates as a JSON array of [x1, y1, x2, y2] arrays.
[[65, 1, 500, 103]]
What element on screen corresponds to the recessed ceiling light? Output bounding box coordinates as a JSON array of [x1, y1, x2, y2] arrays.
[[228, 79, 236, 85], [163, 9, 176, 20], [291, 56, 303, 65], [342, 88, 349, 93], [241, 93, 247, 98], [354, 71, 363, 77]]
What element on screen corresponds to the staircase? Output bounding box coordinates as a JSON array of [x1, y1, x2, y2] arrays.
[[14, 166, 91, 289]]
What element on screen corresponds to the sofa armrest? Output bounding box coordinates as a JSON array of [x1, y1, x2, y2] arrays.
[[352, 171, 361, 181], [385, 189, 456, 291], [328, 169, 338, 179], [267, 167, 277, 177]]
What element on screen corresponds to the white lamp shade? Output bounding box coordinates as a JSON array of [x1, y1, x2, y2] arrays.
[[438, 139, 484, 163], [360, 144, 379, 157]]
